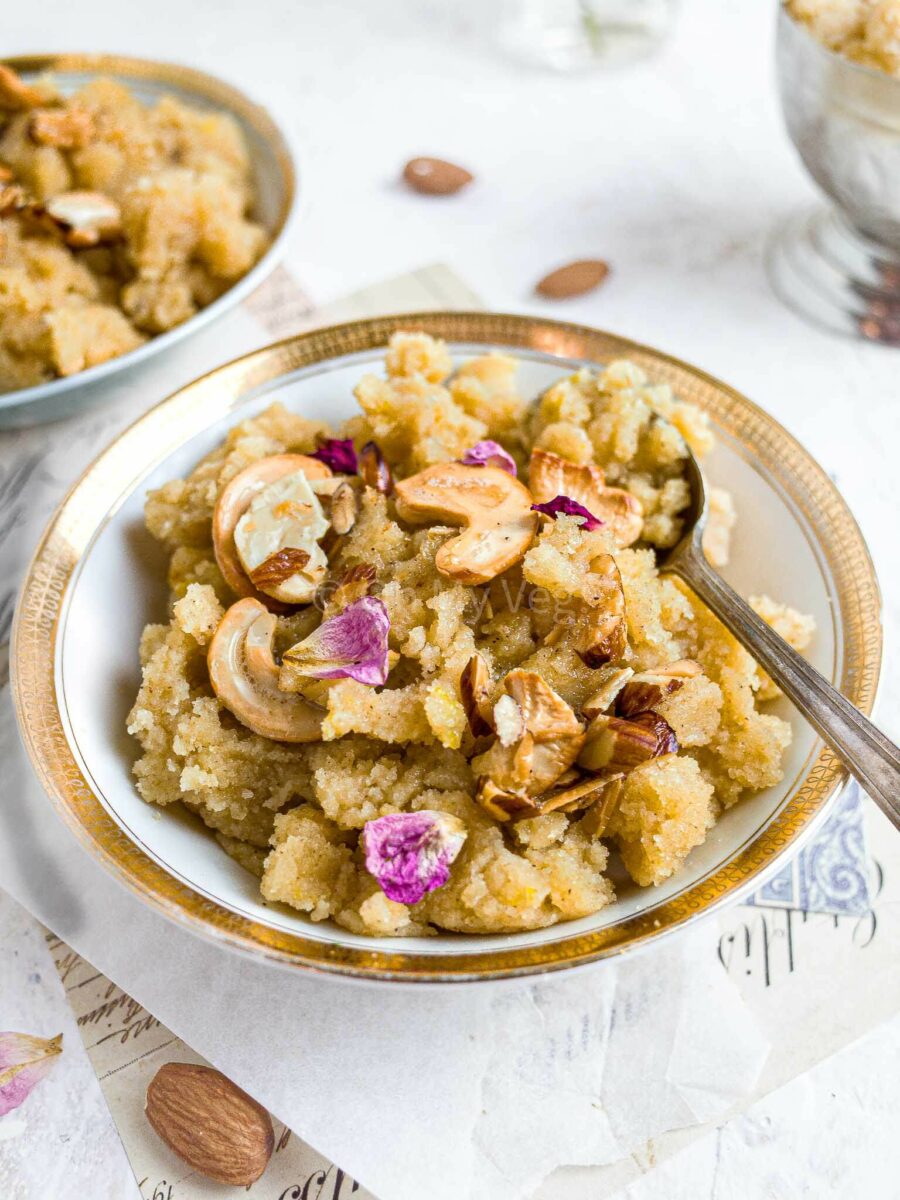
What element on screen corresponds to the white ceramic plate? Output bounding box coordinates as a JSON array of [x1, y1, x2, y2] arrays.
[[0, 54, 296, 428], [12, 313, 883, 982]]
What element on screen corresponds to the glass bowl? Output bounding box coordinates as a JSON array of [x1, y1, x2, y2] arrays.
[[768, 5, 900, 345]]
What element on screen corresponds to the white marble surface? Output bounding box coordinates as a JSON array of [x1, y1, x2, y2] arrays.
[[1, 0, 899, 1196]]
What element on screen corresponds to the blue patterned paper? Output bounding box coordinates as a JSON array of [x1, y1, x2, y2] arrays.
[[746, 783, 870, 916]]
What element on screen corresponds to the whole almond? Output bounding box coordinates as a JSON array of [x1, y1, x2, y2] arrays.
[[145, 1062, 274, 1186], [403, 157, 473, 196], [535, 259, 610, 299]]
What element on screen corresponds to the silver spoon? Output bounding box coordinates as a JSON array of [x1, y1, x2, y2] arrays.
[[659, 447, 900, 830]]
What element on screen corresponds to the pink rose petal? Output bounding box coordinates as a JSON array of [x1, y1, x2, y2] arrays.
[[282, 596, 390, 685], [532, 494, 604, 530], [0, 1031, 63, 1116], [311, 438, 358, 475], [460, 440, 517, 476], [362, 811, 467, 905]]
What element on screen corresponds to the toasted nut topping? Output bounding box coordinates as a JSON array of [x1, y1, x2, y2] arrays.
[[475, 777, 540, 822], [213, 454, 332, 610], [529, 448, 606, 508], [616, 659, 702, 718], [578, 711, 678, 773], [395, 462, 538, 586], [493, 693, 524, 746], [29, 107, 93, 148], [578, 776, 625, 838], [577, 554, 627, 667], [472, 671, 585, 807], [529, 449, 642, 547], [581, 667, 635, 718], [460, 654, 494, 737], [0, 183, 25, 216], [358, 440, 393, 494], [504, 669, 582, 740], [248, 547, 312, 590], [537, 773, 618, 815], [0, 64, 50, 110], [37, 191, 122, 248], [325, 563, 376, 613], [329, 481, 357, 536], [208, 599, 324, 742]]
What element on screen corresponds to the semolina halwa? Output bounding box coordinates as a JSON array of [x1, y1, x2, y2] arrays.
[[127, 333, 814, 937], [786, 0, 900, 77], [0, 64, 268, 391]]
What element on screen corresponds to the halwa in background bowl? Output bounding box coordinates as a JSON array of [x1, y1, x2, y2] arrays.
[[12, 313, 882, 982], [0, 53, 296, 428], [771, 6, 900, 342]]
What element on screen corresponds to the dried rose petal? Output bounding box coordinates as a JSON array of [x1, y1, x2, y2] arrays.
[[460, 440, 517, 476], [311, 438, 358, 475], [362, 811, 467, 904], [532, 495, 603, 531], [282, 596, 390, 685], [0, 1031, 63, 1116]]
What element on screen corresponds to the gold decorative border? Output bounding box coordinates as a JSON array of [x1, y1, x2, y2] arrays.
[[0, 53, 296, 410], [12, 313, 883, 982]]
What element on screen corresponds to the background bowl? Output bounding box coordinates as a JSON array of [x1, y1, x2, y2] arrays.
[[769, 7, 900, 344], [0, 53, 296, 427], [12, 313, 883, 982]]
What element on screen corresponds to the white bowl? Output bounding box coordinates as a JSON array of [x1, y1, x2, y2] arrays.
[[0, 53, 296, 428], [12, 313, 883, 982]]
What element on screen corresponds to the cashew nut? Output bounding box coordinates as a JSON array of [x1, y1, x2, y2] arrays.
[[213, 454, 332, 609], [207, 598, 324, 742], [394, 462, 538, 585], [529, 449, 643, 547]]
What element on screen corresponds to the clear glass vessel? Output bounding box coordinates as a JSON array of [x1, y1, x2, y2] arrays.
[[498, 0, 679, 73], [769, 5, 900, 346]]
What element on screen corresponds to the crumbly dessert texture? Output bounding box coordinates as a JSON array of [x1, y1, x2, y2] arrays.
[[0, 72, 268, 390], [786, 0, 900, 76], [128, 333, 815, 937]]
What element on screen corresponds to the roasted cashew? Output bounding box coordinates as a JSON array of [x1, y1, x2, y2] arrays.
[[529, 449, 643, 547], [213, 454, 332, 609], [394, 462, 538, 585], [207, 598, 324, 742]]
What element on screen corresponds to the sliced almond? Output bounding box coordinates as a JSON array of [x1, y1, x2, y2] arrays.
[[616, 659, 703, 718], [579, 776, 625, 838], [358, 440, 393, 494], [326, 563, 376, 612], [329, 480, 357, 536], [248, 547, 311, 591], [576, 554, 627, 667], [578, 711, 678, 773], [460, 653, 494, 738], [475, 776, 540, 822], [403, 156, 474, 195], [536, 259, 610, 300], [504, 668, 582, 741], [581, 667, 634, 718]]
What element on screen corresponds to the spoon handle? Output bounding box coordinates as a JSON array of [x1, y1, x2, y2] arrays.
[[670, 541, 900, 830]]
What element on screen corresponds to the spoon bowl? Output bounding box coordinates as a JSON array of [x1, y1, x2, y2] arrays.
[[659, 433, 900, 830]]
